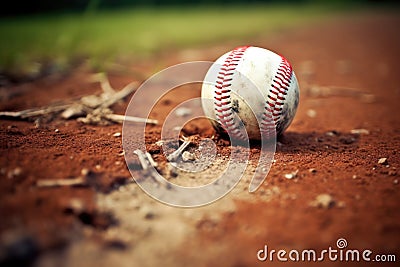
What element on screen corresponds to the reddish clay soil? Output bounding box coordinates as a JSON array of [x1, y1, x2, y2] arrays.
[[1, 12, 400, 267]]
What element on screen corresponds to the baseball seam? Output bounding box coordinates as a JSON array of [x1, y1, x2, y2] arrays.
[[213, 46, 249, 140], [260, 56, 293, 137]]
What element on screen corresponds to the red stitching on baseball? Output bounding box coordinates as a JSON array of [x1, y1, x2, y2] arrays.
[[271, 84, 288, 95], [215, 105, 231, 110], [260, 56, 293, 137], [213, 46, 250, 139], [215, 90, 230, 96], [214, 101, 231, 106], [214, 95, 230, 101], [274, 77, 289, 87]]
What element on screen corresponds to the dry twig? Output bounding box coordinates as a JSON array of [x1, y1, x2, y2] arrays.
[[36, 177, 86, 187], [0, 73, 157, 125], [166, 136, 194, 162], [134, 149, 167, 187]]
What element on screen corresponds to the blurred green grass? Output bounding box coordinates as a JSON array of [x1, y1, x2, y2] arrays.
[[0, 5, 337, 76]]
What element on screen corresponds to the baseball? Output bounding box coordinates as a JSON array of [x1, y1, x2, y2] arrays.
[[201, 46, 299, 140]]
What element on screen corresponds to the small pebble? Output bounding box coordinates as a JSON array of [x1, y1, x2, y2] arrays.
[[310, 194, 335, 209], [81, 168, 90, 176], [174, 107, 192, 117], [113, 132, 121, 137], [155, 140, 164, 146], [337, 201, 346, 208], [352, 175, 357, 179], [55, 128, 60, 133], [306, 109, 317, 118], [378, 158, 388, 165], [7, 167, 22, 179], [309, 168, 317, 173], [350, 129, 369, 135], [394, 179, 398, 185], [182, 151, 196, 161], [284, 170, 299, 180], [325, 130, 338, 137], [67, 198, 85, 213]]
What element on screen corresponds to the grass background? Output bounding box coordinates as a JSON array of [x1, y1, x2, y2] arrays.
[[0, 4, 355, 77]]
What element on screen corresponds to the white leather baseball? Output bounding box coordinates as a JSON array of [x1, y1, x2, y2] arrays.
[[201, 46, 299, 140]]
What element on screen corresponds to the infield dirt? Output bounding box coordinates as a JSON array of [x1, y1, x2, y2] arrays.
[[1, 11, 399, 267]]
